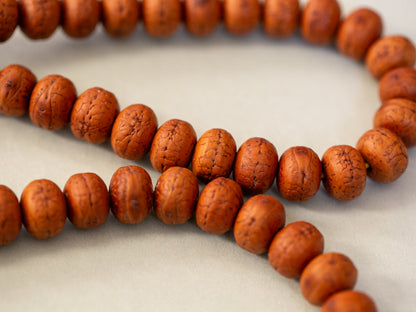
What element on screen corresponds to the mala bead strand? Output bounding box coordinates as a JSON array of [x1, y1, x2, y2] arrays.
[[142, 0, 181, 37], [0, 185, 21, 247], [263, 0, 299, 38], [224, 0, 260, 35], [61, 0, 100, 39], [102, 0, 140, 38], [379, 66, 416, 103], [184, 0, 220, 36], [0, 0, 18, 42]]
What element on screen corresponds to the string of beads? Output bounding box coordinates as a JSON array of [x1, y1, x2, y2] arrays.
[[1, 0, 416, 311]]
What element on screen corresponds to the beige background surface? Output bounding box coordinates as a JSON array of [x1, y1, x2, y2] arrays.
[[0, 0, 415, 311]]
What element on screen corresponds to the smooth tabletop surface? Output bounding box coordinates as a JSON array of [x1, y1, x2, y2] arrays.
[[0, 1, 415, 311]]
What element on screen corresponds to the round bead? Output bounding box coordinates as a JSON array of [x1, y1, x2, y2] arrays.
[[277, 146, 321, 202], [149, 119, 197, 173], [102, 0, 139, 38], [18, 0, 60, 40], [184, 0, 220, 36], [62, 0, 100, 38], [0, 0, 18, 42], [192, 128, 236, 183], [263, 0, 299, 38], [374, 99, 416, 147], [336, 8, 383, 60], [300, 252, 358, 306], [234, 194, 285, 255], [21, 179, 67, 239], [0, 64, 36, 117], [357, 128, 408, 183], [322, 290, 378, 312], [142, 0, 181, 37], [301, 0, 341, 45], [268, 221, 324, 279], [111, 104, 158, 160], [196, 177, 243, 235], [379, 67, 416, 103], [29, 74, 77, 131], [224, 0, 260, 35], [109, 166, 153, 225], [70, 87, 120, 145], [64, 173, 110, 229], [0, 185, 21, 246], [366, 35, 416, 79], [154, 167, 199, 225], [233, 137, 278, 195], [322, 145, 367, 201]]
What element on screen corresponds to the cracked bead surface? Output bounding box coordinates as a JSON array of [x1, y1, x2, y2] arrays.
[[0, 185, 21, 246], [192, 128, 236, 183], [196, 177, 243, 235], [0, 0, 18, 42], [111, 104, 157, 160], [379, 66, 416, 103], [102, 0, 139, 38], [142, 0, 181, 37], [234, 194, 285, 255], [62, 0, 100, 38], [150, 119, 197, 173], [263, 0, 299, 38], [21, 179, 67, 239], [322, 145, 367, 201], [184, 0, 220, 36], [224, 0, 260, 35]]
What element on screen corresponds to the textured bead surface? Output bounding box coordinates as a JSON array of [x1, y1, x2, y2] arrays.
[[102, 0, 139, 38], [322, 145, 367, 201], [70, 87, 120, 144], [111, 104, 157, 160], [110, 166, 153, 225], [277, 146, 321, 202], [234, 194, 285, 255], [234, 137, 278, 195], [184, 0, 220, 36], [321, 290, 378, 312], [142, 0, 181, 37], [154, 167, 199, 225], [150, 119, 197, 173], [0, 0, 18, 42], [263, 0, 299, 38], [196, 177, 243, 235], [300, 252, 358, 306], [192, 128, 236, 182], [0, 64, 36, 117], [357, 128, 408, 183], [379, 67, 416, 103], [366, 35, 416, 79], [21, 179, 67, 239], [269, 221, 324, 279], [29, 74, 77, 131], [64, 173, 110, 229], [336, 8, 382, 60], [301, 0, 341, 45], [224, 0, 260, 35], [62, 0, 100, 38], [0, 185, 21, 246]]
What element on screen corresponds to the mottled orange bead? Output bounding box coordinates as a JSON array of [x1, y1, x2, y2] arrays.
[[0, 0, 18, 42], [0, 185, 21, 246], [263, 0, 299, 38], [224, 0, 260, 35], [379, 67, 416, 103], [102, 0, 139, 38], [142, 0, 181, 37], [184, 0, 220, 36]]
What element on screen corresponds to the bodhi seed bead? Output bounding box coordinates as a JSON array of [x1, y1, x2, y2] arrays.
[[224, 0, 260, 35], [61, 0, 100, 38], [184, 0, 220, 36], [0, 0, 18, 42], [102, 0, 139, 38], [321, 290, 378, 312], [142, 0, 181, 37], [379, 67, 416, 103], [0, 185, 21, 247], [263, 0, 299, 38]]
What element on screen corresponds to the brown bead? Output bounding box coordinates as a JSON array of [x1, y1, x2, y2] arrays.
[[365, 36, 416, 79], [62, 0, 100, 38], [184, 0, 220, 36], [0, 185, 21, 246], [70, 87, 120, 145], [142, 0, 181, 37], [150, 119, 197, 173], [111, 104, 158, 160], [379, 67, 416, 103], [102, 0, 139, 38], [356, 128, 408, 183], [154, 167, 199, 225], [263, 0, 299, 38], [268, 221, 324, 279], [300, 252, 358, 306], [301, 0, 340, 45], [322, 290, 378, 312], [233, 137, 278, 195], [277, 146, 321, 202], [374, 99, 416, 147], [336, 8, 382, 60], [195, 177, 243, 235], [29, 74, 77, 131], [0, 0, 18, 42], [224, 0, 260, 35], [322, 145, 367, 201], [18, 0, 60, 40], [21, 179, 67, 239], [0, 64, 36, 117], [192, 128, 236, 183], [234, 194, 285, 255], [64, 173, 110, 229], [109, 166, 153, 225]]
